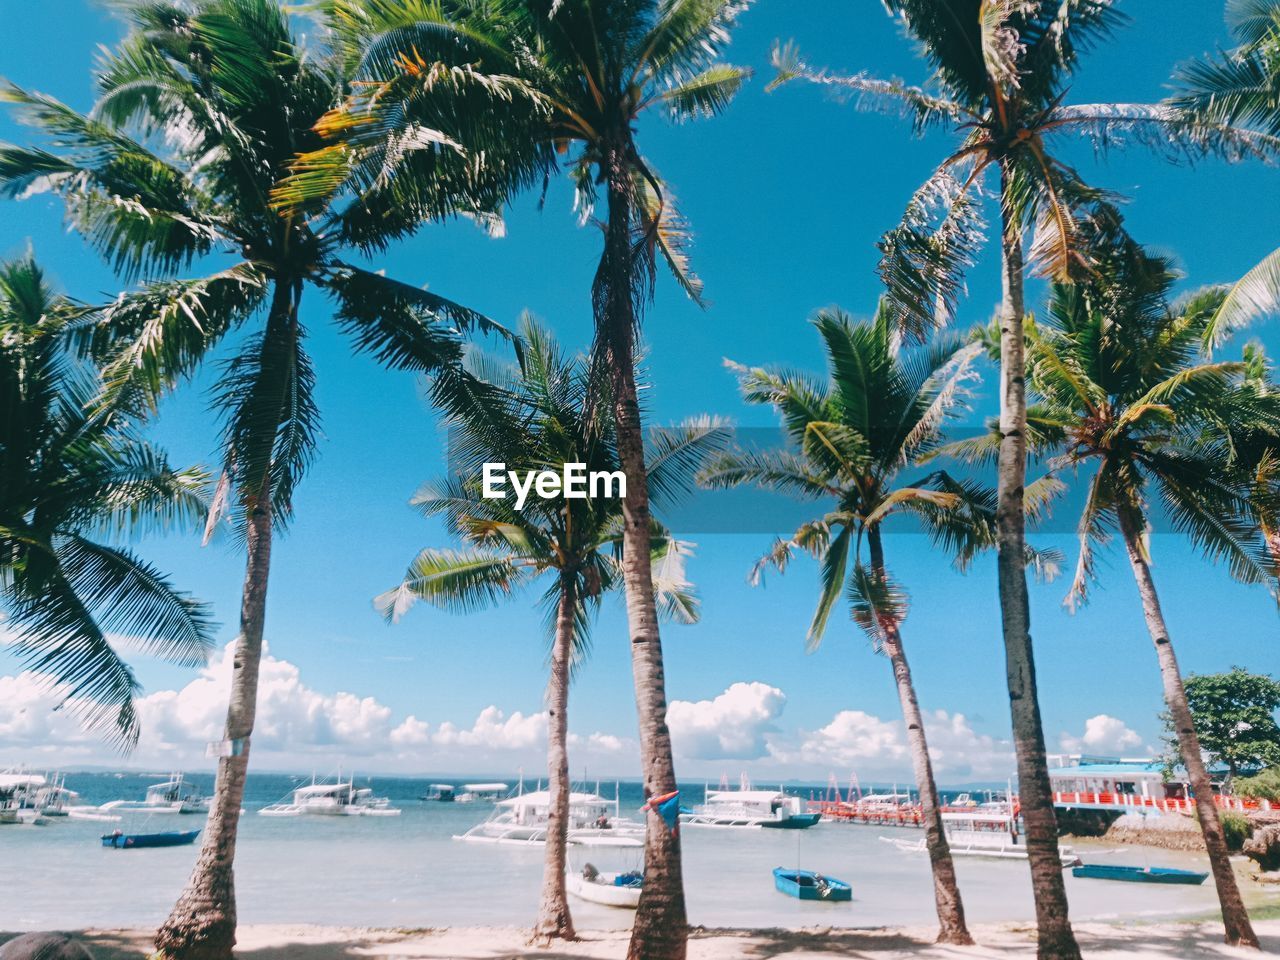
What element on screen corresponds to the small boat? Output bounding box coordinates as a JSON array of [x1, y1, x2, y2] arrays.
[[101, 829, 200, 849], [454, 784, 641, 845], [880, 809, 1081, 867], [101, 774, 209, 814], [772, 867, 852, 902], [421, 784, 457, 802], [1072, 863, 1208, 885], [259, 778, 400, 817], [565, 837, 645, 909]]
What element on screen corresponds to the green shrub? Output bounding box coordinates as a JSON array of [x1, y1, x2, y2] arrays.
[[1220, 811, 1252, 851], [1237, 767, 1280, 803]]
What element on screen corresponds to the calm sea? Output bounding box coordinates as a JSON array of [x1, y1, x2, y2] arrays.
[[0, 772, 1234, 931]]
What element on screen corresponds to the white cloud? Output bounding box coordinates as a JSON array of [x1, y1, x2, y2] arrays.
[[0, 643, 623, 773], [782, 709, 907, 769], [666, 682, 786, 761], [772, 708, 1014, 782], [432, 706, 546, 751], [1060, 714, 1145, 756]]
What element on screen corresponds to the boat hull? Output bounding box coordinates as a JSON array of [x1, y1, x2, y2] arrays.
[[566, 871, 642, 908], [772, 868, 851, 902], [1072, 864, 1208, 885], [101, 830, 200, 849], [760, 813, 822, 829]]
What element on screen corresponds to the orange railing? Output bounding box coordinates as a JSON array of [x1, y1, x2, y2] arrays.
[[808, 791, 1274, 826], [1050, 790, 1272, 814]]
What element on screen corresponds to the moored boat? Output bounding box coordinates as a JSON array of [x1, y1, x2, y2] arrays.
[[681, 783, 818, 830], [1072, 863, 1208, 885], [259, 778, 400, 817], [101, 829, 200, 849], [454, 784, 640, 844], [880, 809, 1081, 866], [100, 774, 209, 814], [772, 867, 852, 901], [565, 836, 644, 909]]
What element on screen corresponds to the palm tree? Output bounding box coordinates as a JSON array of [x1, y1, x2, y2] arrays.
[[0, 252, 214, 745], [768, 7, 1275, 955], [298, 4, 753, 954], [1172, 0, 1280, 341], [1023, 241, 1275, 948], [702, 305, 1002, 945], [377, 317, 721, 941], [0, 3, 504, 956]]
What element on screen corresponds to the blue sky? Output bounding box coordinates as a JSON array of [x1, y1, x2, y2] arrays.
[[1, 0, 1278, 783]]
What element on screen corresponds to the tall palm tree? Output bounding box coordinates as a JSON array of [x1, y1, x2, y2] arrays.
[[702, 304, 1021, 946], [1172, 0, 1280, 341], [377, 318, 721, 941], [768, 7, 1275, 955], [295, 4, 753, 954], [0, 252, 214, 745], [1023, 242, 1275, 948], [0, 3, 504, 956]]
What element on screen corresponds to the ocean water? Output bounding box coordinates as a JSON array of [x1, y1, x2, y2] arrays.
[[0, 773, 1236, 932]]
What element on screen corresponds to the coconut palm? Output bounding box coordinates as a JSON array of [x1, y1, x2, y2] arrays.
[[294, 4, 752, 954], [701, 304, 1026, 946], [768, 6, 1276, 954], [1172, 0, 1280, 342], [1023, 242, 1277, 948], [0, 3, 504, 956], [0, 252, 214, 746], [378, 317, 722, 941]]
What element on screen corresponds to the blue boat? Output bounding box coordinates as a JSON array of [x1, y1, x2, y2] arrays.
[[101, 829, 200, 849], [761, 812, 822, 830], [772, 867, 852, 901], [1072, 864, 1208, 885]]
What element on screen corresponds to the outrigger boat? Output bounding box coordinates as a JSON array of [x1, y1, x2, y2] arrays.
[[881, 809, 1081, 866], [681, 784, 819, 830], [565, 837, 644, 909], [772, 868, 852, 902], [422, 782, 508, 803], [259, 777, 400, 817], [454, 784, 641, 845], [101, 829, 200, 849], [1072, 863, 1208, 885], [101, 774, 210, 814]]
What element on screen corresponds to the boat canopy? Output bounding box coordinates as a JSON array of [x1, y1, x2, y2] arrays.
[[462, 782, 508, 792], [294, 783, 353, 798], [428, 783, 455, 791], [704, 789, 787, 803], [0, 774, 46, 790], [499, 790, 608, 809]]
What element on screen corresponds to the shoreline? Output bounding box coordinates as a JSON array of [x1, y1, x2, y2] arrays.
[[8, 919, 1280, 959]]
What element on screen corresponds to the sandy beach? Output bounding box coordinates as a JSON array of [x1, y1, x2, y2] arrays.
[[9, 920, 1277, 960]]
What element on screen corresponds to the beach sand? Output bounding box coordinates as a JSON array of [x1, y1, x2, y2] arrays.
[[16, 920, 1279, 959]]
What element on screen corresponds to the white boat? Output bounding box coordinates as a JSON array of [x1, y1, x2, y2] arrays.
[[259, 778, 400, 817], [880, 810, 1081, 866], [0, 773, 48, 823], [101, 774, 210, 814], [565, 837, 644, 909], [454, 785, 641, 845], [456, 782, 509, 803], [680, 785, 820, 830]]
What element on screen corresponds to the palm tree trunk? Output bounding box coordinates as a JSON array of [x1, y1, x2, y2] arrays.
[[598, 143, 687, 960], [1116, 511, 1259, 949], [154, 495, 272, 960], [533, 579, 577, 941], [995, 161, 1081, 960], [868, 530, 972, 945]]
